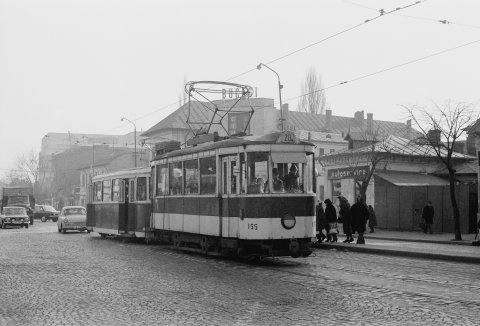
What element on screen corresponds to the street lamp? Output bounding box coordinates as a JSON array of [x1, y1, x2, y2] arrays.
[[257, 62, 284, 131], [121, 117, 137, 168]]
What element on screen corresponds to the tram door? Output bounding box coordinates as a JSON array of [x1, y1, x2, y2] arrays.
[[119, 178, 134, 234], [221, 155, 239, 238]]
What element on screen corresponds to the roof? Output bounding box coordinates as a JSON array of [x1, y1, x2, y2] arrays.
[[141, 98, 422, 140], [323, 135, 475, 159], [141, 98, 274, 137], [434, 161, 478, 175], [296, 130, 347, 143], [287, 111, 422, 140], [375, 172, 450, 186]]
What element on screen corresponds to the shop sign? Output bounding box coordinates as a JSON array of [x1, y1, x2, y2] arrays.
[[327, 166, 370, 180]]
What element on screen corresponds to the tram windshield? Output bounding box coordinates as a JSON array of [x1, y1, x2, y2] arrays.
[[246, 151, 314, 194]]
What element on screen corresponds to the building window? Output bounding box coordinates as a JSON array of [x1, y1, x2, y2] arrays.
[[319, 148, 325, 156], [330, 149, 335, 153]]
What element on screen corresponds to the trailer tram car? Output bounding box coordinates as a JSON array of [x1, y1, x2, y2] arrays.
[[86, 167, 151, 239], [150, 131, 316, 258]]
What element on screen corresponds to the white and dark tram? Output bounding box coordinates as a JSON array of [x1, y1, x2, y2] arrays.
[[87, 131, 316, 258], [86, 167, 151, 239]]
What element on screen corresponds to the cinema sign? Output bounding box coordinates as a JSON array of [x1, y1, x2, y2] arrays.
[[327, 166, 370, 180]]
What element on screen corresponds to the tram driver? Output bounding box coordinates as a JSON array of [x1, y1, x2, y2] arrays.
[[284, 164, 299, 192]]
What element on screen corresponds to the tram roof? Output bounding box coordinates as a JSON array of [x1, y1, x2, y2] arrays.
[[153, 131, 315, 161], [92, 166, 151, 182]]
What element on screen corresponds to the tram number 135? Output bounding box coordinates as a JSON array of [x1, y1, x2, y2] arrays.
[[247, 223, 258, 230]]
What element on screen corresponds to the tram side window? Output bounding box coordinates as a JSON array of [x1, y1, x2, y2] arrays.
[[200, 156, 216, 194], [156, 164, 168, 195], [137, 177, 147, 201], [94, 181, 102, 202], [247, 152, 268, 194], [112, 179, 121, 201], [169, 162, 183, 195], [184, 159, 199, 194], [102, 180, 112, 202]]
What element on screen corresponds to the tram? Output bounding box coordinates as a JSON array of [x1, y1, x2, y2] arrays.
[[86, 167, 151, 239], [153, 130, 316, 258], [87, 131, 316, 258]]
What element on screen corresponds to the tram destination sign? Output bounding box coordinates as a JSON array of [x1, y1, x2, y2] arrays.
[[327, 166, 370, 180]]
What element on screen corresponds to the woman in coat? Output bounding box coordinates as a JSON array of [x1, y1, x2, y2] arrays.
[[339, 196, 354, 243], [324, 198, 338, 242], [367, 205, 377, 233]]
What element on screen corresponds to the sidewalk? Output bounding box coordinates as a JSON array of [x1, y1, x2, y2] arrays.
[[315, 229, 480, 264]]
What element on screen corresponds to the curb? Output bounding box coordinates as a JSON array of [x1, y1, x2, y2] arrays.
[[315, 243, 480, 264], [363, 236, 474, 246]]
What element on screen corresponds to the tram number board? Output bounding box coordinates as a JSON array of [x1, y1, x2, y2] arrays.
[[277, 132, 297, 144], [247, 223, 258, 230]]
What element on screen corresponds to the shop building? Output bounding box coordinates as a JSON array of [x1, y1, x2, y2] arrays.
[[319, 135, 477, 232]]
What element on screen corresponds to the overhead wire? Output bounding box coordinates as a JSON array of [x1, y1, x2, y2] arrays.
[[125, 0, 428, 125], [284, 38, 480, 104]]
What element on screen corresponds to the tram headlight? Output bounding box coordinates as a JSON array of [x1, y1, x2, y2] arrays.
[[281, 213, 296, 230]]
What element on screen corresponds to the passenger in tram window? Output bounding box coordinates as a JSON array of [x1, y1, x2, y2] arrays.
[[171, 177, 182, 195], [256, 178, 265, 194], [271, 168, 284, 193], [284, 164, 299, 192]]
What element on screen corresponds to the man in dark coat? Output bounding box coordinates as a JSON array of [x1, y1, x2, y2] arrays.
[[422, 201, 434, 234], [350, 196, 369, 244], [324, 198, 338, 242], [339, 196, 354, 243], [316, 201, 327, 242]]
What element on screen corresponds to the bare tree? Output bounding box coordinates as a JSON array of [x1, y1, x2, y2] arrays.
[[179, 75, 188, 107], [16, 150, 39, 186], [404, 100, 478, 240], [297, 67, 326, 114], [347, 130, 388, 203]]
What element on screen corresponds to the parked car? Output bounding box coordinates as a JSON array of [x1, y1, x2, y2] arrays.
[[1, 206, 30, 229], [57, 206, 88, 233], [34, 204, 59, 222]]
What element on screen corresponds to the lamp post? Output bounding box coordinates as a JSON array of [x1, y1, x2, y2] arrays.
[[121, 117, 137, 168], [257, 62, 284, 131]]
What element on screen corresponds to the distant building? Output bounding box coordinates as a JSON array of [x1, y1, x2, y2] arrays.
[[38, 132, 146, 206]]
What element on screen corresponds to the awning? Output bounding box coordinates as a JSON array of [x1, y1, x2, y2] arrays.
[[375, 172, 450, 186], [271, 152, 307, 163]]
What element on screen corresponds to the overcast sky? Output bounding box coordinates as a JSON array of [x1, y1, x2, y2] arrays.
[[1, 0, 479, 177]]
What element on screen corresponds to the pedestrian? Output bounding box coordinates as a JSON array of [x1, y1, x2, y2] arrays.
[[316, 201, 327, 242], [422, 200, 434, 234], [367, 205, 377, 233], [350, 196, 369, 244], [338, 196, 354, 243], [324, 198, 338, 242]]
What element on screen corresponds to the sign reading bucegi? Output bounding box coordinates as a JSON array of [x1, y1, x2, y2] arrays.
[[327, 166, 370, 180]]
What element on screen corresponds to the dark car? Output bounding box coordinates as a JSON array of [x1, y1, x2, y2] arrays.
[[1, 206, 29, 229], [34, 205, 59, 222]]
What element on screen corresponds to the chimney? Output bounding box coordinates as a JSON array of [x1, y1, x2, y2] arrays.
[[406, 119, 412, 129], [354, 110, 364, 125], [427, 129, 441, 145], [325, 109, 332, 131], [367, 113, 373, 133]]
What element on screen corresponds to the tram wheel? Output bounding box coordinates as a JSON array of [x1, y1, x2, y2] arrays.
[[99, 233, 107, 239], [200, 236, 209, 255]]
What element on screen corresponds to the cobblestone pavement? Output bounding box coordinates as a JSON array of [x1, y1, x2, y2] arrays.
[[1, 222, 479, 326]]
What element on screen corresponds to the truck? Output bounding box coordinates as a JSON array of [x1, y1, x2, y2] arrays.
[[0, 186, 35, 225]]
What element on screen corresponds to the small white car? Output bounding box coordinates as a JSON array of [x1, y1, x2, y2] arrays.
[[57, 206, 89, 233], [1, 206, 30, 229]]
